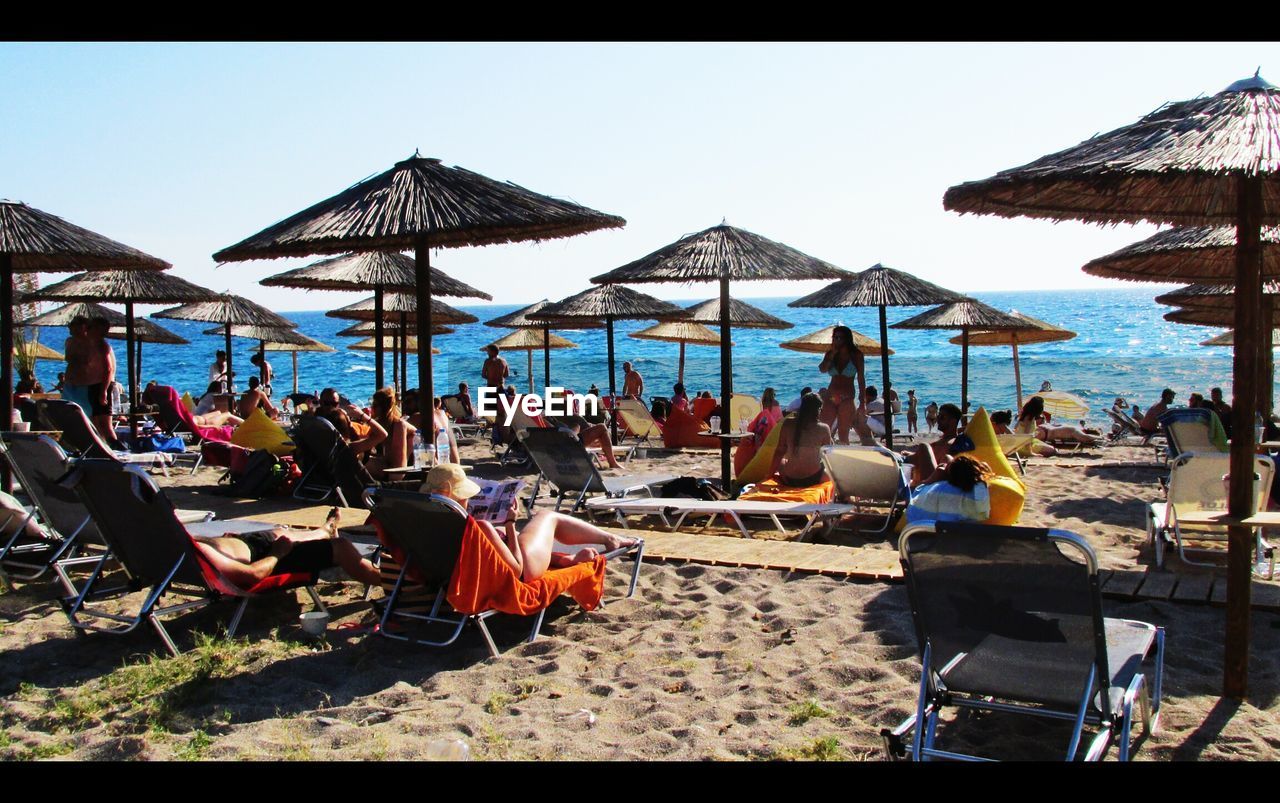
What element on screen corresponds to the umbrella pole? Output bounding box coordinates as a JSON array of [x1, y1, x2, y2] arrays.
[[414, 241, 434, 420], [1225, 174, 1264, 699], [399, 312, 407, 394], [879, 305, 894, 452], [961, 327, 969, 425], [125, 301, 137, 441], [1012, 335, 1023, 411], [292, 351, 298, 395], [1, 254, 13, 489], [136, 339, 143, 391], [679, 341, 686, 385], [374, 287, 384, 394], [392, 329, 399, 392], [225, 323, 233, 393], [544, 325, 551, 389], [527, 349, 534, 394], [1263, 304, 1274, 418], [607, 317, 617, 444], [719, 275, 732, 489]]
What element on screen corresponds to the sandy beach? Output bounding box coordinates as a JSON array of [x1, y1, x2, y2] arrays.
[[2, 436, 1280, 762]]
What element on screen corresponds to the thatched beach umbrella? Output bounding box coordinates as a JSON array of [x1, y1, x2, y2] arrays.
[[682, 297, 794, 330], [201, 324, 334, 395], [944, 311, 1077, 410], [483, 329, 579, 393], [349, 336, 439, 355], [779, 325, 891, 357], [117, 318, 188, 387], [943, 71, 1280, 697], [31, 270, 215, 416], [0, 201, 168, 433], [213, 154, 624, 416], [14, 342, 64, 362], [893, 300, 1026, 422], [485, 300, 604, 389], [591, 223, 851, 485], [260, 251, 490, 391], [790, 264, 963, 450], [22, 302, 187, 389], [628, 321, 723, 384], [154, 295, 294, 395], [329, 293, 477, 394], [335, 320, 452, 392], [1202, 329, 1280, 347], [533, 284, 687, 444]]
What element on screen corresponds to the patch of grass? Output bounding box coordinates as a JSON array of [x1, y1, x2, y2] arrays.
[[483, 692, 514, 715], [686, 615, 706, 631], [175, 729, 213, 761], [357, 731, 390, 761], [18, 739, 75, 760], [775, 736, 844, 761], [788, 700, 833, 727], [512, 679, 542, 701], [477, 723, 510, 759], [0, 730, 12, 750]]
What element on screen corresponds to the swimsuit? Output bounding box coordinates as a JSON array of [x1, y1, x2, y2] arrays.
[[826, 359, 857, 378], [780, 467, 828, 487], [234, 530, 334, 579]]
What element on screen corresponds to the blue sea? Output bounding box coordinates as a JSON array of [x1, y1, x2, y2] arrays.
[[29, 287, 1273, 425]]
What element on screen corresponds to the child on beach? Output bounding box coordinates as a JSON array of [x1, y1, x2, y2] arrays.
[[905, 454, 993, 526], [906, 389, 918, 434], [925, 401, 939, 433]]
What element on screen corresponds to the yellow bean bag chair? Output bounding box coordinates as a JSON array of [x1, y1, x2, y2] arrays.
[[965, 407, 1025, 526], [736, 418, 785, 486], [181, 391, 196, 413], [230, 408, 295, 456]]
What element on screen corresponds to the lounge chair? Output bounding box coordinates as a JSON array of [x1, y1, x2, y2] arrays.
[[290, 415, 377, 508], [1159, 407, 1227, 461], [443, 396, 485, 442], [821, 445, 913, 534], [519, 428, 675, 513], [57, 459, 324, 655], [1106, 408, 1153, 444], [146, 384, 241, 472], [882, 521, 1164, 762], [35, 398, 177, 473], [616, 398, 662, 447], [582, 495, 853, 540], [1147, 451, 1275, 573], [995, 433, 1036, 474], [364, 487, 644, 657], [727, 394, 762, 432]]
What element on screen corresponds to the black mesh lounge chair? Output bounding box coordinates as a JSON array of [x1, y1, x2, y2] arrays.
[[291, 415, 376, 508], [365, 487, 644, 658], [59, 459, 326, 655], [0, 433, 102, 581], [36, 398, 177, 473], [882, 521, 1164, 762], [519, 428, 675, 514]]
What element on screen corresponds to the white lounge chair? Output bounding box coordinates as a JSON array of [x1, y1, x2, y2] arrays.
[[520, 428, 674, 513], [616, 398, 662, 447], [583, 495, 853, 540], [821, 445, 912, 534]]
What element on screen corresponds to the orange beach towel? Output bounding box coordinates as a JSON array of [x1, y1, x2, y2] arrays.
[[738, 477, 835, 505], [446, 517, 607, 616]]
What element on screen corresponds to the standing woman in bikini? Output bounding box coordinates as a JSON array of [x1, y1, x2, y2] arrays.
[[817, 325, 871, 445]]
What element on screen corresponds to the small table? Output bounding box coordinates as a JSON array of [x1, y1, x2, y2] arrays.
[[712, 432, 753, 442], [1171, 510, 1280, 528]]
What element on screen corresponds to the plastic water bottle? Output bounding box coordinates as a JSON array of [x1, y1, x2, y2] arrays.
[[413, 429, 430, 467], [435, 426, 451, 464], [424, 738, 471, 761]]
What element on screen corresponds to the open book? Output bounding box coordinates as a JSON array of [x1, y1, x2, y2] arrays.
[[466, 478, 527, 523]]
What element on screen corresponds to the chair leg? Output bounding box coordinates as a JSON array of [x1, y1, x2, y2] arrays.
[[474, 615, 501, 659], [626, 542, 644, 598], [226, 597, 251, 637], [526, 608, 547, 644]]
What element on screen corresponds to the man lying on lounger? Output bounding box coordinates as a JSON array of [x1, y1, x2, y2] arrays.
[[193, 509, 381, 590]]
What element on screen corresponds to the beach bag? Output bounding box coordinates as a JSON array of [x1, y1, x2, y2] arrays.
[[137, 433, 187, 454], [228, 449, 286, 498], [660, 476, 730, 501]]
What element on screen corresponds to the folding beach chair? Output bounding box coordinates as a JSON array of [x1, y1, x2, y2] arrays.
[[36, 398, 176, 473], [0, 433, 102, 581], [996, 433, 1035, 474], [57, 459, 325, 655], [290, 415, 376, 508], [494, 402, 546, 468], [443, 396, 485, 442], [364, 487, 644, 657], [1106, 408, 1149, 444], [520, 428, 675, 514], [821, 445, 912, 534], [1146, 451, 1275, 573], [882, 521, 1164, 762], [615, 398, 662, 447], [582, 495, 854, 540], [1159, 407, 1226, 461]]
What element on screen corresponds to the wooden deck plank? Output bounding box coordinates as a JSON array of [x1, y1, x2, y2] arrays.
[[1102, 570, 1147, 597], [1135, 571, 1179, 600], [1171, 573, 1214, 603]]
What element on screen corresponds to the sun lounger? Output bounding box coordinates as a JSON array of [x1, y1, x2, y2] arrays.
[[821, 445, 913, 534], [616, 398, 662, 447], [364, 487, 644, 657], [1147, 451, 1275, 573], [1105, 408, 1154, 445], [443, 396, 485, 443], [1159, 407, 1227, 461], [883, 521, 1164, 762], [520, 428, 674, 513], [995, 433, 1035, 474], [291, 415, 377, 508], [582, 496, 853, 539], [57, 459, 322, 655], [36, 398, 177, 473]]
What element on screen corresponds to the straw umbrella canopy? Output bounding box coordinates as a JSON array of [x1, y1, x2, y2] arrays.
[[329, 293, 477, 394], [20, 302, 187, 390], [213, 153, 624, 416], [892, 300, 1027, 421], [790, 263, 963, 450], [154, 295, 294, 395], [485, 299, 604, 389], [483, 329, 579, 393], [200, 324, 334, 395], [334, 320, 452, 392], [779, 325, 892, 357], [349, 336, 439, 355], [14, 343, 63, 362], [682, 297, 794, 330], [0, 201, 169, 433], [944, 311, 1077, 409], [114, 319, 188, 386], [1203, 329, 1280, 347], [942, 72, 1280, 697], [591, 223, 852, 485], [532, 284, 688, 443], [260, 251, 491, 391], [1083, 225, 1280, 283], [628, 321, 723, 384], [336, 321, 453, 337], [30, 270, 215, 415]]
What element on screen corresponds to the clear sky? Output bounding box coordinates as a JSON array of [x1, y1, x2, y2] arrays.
[[4, 42, 1278, 312]]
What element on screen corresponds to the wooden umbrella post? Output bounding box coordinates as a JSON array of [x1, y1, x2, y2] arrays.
[[374, 287, 384, 395], [392, 328, 399, 392], [1012, 335, 1023, 411], [224, 322, 233, 393], [607, 316, 617, 444], [527, 349, 534, 394], [879, 305, 894, 452], [1225, 174, 1264, 699], [415, 241, 434, 414], [1, 254, 13, 439], [961, 326, 970, 425], [1263, 303, 1275, 419], [719, 275, 733, 489], [399, 311, 408, 395], [292, 351, 299, 394], [678, 340, 686, 384], [124, 300, 137, 441], [544, 324, 551, 389], [136, 338, 143, 392]]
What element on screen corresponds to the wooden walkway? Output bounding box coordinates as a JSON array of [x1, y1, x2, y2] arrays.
[[202, 497, 1280, 612]]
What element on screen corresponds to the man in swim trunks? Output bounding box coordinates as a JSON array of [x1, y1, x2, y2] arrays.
[[83, 317, 118, 446], [237, 376, 279, 420], [481, 345, 510, 445], [622, 362, 644, 400], [1139, 388, 1176, 436], [192, 510, 380, 591]]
